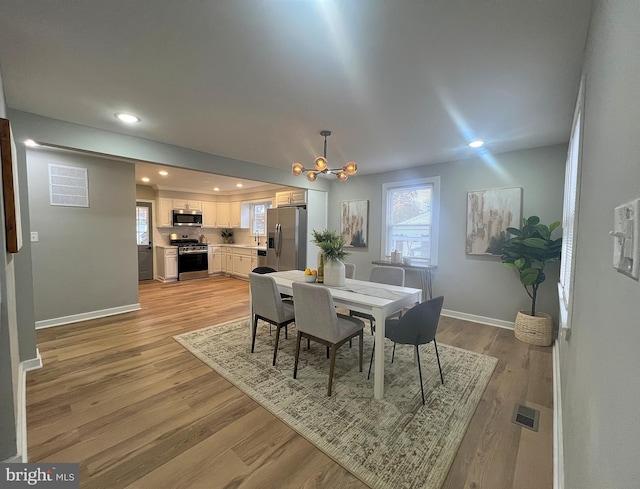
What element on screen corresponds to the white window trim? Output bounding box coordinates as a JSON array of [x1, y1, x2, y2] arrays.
[[246, 199, 272, 237], [558, 75, 584, 340], [381, 176, 440, 266]]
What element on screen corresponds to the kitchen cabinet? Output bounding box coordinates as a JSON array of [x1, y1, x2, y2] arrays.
[[217, 202, 231, 228], [158, 198, 174, 227], [208, 246, 222, 274], [275, 189, 307, 207], [156, 247, 178, 282], [220, 246, 260, 279], [202, 201, 217, 228], [172, 199, 201, 210], [230, 202, 242, 228]]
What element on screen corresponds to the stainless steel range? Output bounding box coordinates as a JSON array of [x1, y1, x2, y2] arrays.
[[170, 235, 208, 281]]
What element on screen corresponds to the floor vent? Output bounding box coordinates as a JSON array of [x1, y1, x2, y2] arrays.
[[512, 403, 540, 432]]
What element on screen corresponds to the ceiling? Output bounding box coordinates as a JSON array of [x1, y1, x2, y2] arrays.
[[0, 1, 592, 185]]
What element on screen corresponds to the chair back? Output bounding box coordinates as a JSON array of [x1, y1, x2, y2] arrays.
[[292, 282, 342, 343], [370, 266, 405, 286], [390, 296, 444, 345], [249, 272, 287, 322], [344, 263, 356, 279]]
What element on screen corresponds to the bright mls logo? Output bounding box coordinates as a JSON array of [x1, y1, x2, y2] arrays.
[[1, 464, 79, 488]]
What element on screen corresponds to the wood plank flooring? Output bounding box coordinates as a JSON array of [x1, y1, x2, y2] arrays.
[[26, 276, 553, 489]]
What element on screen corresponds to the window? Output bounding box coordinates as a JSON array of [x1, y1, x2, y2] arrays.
[[382, 177, 440, 265], [136, 205, 150, 245], [558, 76, 584, 339], [250, 201, 271, 236]]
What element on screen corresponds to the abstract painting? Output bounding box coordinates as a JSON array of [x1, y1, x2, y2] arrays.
[[466, 187, 522, 255], [341, 200, 368, 248]]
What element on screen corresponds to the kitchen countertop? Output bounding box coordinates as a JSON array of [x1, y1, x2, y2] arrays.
[[207, 244, 267, 251]]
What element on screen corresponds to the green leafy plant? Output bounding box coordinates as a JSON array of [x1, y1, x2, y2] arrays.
[[311, 229, 349, 262], [221, 229, 233, 243], [500, 216, 562, 316]]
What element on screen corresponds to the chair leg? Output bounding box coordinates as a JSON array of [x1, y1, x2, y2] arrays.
[[284, 325, 288, 340], [416, 345, 425, 405], [391, 342, 396, 363], [251, 315, 258, 353], [307, 338, 311, 349], [326, 346, 330, 359], [272, 324, 281, 366], [293, 333, 302, 379], [358, 331, 363, 372], [434, 339, 444, 384], [367, 339, 375, 380], [327, 345, 337, 396]]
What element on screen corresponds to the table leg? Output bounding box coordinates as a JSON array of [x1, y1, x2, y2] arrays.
[[372, 308, 386, 399]]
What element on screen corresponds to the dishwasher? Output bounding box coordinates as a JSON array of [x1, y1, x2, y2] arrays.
[[257, 249, 267, 267]]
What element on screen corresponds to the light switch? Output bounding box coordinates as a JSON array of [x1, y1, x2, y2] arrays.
[[612, 198, 639, 279], [30, 231, 39, 242]]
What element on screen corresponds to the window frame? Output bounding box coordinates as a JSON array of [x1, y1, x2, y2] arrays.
[[558, 76, 584, 340], [381, 176, 440, 266], [247, 199, 272, 237]]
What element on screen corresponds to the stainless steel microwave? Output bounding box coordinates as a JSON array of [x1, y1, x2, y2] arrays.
[[172, 209, 203, 227]]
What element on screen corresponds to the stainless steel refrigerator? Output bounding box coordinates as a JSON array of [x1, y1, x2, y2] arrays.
[[266, 207, 307, 271]]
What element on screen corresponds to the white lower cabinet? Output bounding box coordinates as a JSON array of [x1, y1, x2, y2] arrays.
[[208, 246, 222, 274], [220, 247, 260, 279], [156, 247, 178, 282]]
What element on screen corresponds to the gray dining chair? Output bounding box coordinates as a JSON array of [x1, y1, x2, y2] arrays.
[[344, 263, 356, 279], [249, 272, 296, 366], [292, 282, 365, 396], [367, 295, 445, 404], [350, 266, 405, 333]]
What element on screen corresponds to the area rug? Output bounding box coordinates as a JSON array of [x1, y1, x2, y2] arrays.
[[174, 317, 497, 489]]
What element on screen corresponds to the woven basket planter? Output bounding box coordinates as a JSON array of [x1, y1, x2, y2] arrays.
[[514, 311, 553, 346]]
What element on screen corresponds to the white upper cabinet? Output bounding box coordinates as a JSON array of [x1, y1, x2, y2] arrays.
[[275, 190, 307, 207], [217, 202, 231, 228], [172, 199, 201, 210], [158, 198, 173, 228], [202, 201, 217, 228], [230, 202, 242, 228]]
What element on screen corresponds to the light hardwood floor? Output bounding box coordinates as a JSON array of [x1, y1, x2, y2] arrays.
[[27, 276, 553, 489]]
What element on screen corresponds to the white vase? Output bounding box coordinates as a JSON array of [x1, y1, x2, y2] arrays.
[[324, 259, 346, 287]]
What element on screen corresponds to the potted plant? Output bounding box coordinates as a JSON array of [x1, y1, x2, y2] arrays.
[[221, 229, 234, 243], [500, 216, 562, 346], [312, 229, 349, 286]]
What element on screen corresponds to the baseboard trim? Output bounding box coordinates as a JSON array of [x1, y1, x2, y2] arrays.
[[35, 303, 141, 329], [553, 341, 564, 489], [14, 349, 42, 464], [441, 308, 515, 330]]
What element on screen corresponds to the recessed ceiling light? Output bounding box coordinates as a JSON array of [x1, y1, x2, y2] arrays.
[[213, 187, 220, 192], [468, 140, 484, 148], [141, 177, 150, 183], [115, 113, 141, 123], [236, 183, 243, 188], [24, 139, 39, 147], [158, 170, 168, 176]]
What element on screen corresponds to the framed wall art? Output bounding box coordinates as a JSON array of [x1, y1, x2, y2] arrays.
[[466, 187, 522, 255], [341, 199, 368, 249], [0, 118, 23, 253]]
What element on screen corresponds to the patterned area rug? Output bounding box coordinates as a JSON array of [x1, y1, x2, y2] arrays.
[[174, 317, 497, 489]]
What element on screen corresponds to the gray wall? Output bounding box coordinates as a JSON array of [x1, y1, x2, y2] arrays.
[[27, 148, 139, 322], [328, 144, 567, 324], [560, 1, 640, 488], [0, 65, 19, 459]]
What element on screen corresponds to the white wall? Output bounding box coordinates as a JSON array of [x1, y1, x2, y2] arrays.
[[328, 144, 567, 325], [559, 1, 640, 488]]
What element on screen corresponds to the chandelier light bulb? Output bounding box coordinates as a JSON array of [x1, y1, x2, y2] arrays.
[[306, 171, 318, 182], [314, 156, 328, 171], [336, 171, 348, 182], [292, 162, 304, 176], [344, 161, 357, 175]]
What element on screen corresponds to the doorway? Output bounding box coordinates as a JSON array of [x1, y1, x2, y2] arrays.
[[136, 201, 153, 281]]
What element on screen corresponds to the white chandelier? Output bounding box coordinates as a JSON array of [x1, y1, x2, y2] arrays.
[[292, 130, 357, 182]]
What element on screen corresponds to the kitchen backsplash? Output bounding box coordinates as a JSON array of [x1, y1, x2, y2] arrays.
[[155, 227, 263, 246]]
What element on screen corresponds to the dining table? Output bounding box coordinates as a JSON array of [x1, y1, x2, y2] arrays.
[[256, 269, 422, 399]]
